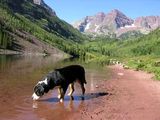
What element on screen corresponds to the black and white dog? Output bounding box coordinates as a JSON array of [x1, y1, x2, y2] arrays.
[[32, 65, 87, 102]]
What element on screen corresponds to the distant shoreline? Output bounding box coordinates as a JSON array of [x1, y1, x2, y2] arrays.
[[0, 49, 22, 55], [0, 49, 67, 58]]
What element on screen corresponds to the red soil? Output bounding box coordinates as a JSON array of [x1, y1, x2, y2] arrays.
[[70, 65, 160, 120]]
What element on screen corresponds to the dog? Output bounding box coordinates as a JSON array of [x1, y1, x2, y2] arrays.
[[32, 65, 87, 102]]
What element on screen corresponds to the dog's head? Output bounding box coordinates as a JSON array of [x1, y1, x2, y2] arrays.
[[32, 78, 50, 100], [32, 83, 45, 100]]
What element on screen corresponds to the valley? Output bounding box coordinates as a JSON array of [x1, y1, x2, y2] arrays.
[[0, 0, 160, 120]]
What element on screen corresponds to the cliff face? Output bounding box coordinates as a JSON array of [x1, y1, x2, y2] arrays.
[[33, 0, 56, 16], [134, 16, 160, 29], [40, 0, 56, 16], [33, 0, 41, 5]]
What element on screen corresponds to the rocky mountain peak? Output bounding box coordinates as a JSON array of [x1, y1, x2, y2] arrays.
[[109, 9, 123, 16], [72, 9, 134, 34], [33, 0, 56, 16], [105, 9, 129, 20], [72, 9, 160, 37], [104, 9, 134, 28], [134, 16, 160, 29], [95, 12, 105, 17], [33, 0, 41, 5]]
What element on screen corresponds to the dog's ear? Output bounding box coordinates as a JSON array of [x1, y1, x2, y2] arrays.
[[41, 83, 50, 93], [39, 85, 44, 93]]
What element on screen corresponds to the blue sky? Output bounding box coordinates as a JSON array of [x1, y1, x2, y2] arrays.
[[44, 0, 160, 23]]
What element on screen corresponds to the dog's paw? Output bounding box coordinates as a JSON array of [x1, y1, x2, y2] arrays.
[[81, 96, 85, 100], [70, 96, 74, 100], [57, 95, 61, 99], [67, 92, 72, 96], [60, 99, 64, 103]]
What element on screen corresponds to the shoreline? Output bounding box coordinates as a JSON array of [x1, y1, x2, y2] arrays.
[[0, 49, 68, 58], [70, 64, 160, 120], [0, 49, 22, 55]]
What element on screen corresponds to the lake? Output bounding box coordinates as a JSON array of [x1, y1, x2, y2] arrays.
[[0, 55, 110, 120]]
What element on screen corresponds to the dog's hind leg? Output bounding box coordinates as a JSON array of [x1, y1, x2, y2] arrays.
[[80, 83, 85, 100], [67, 83, 74, 97]]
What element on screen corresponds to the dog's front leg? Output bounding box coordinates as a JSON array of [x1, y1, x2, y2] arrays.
[[57, 87, 64, 102], [80, 83, 85, 100], [57, 87, 62, 99], [59, 88, 64, 103], [59, 84, 69, 102]]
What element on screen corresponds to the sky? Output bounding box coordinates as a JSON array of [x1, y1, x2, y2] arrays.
[[44, 0, 160, 23]]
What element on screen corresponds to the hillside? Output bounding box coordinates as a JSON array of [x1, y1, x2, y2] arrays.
[[83, 28, 160, 79], [0, 0, 87, 56], [84, 28, 160, 57]]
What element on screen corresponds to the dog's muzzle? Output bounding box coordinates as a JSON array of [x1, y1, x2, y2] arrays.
[[32, 93, 40, 100]]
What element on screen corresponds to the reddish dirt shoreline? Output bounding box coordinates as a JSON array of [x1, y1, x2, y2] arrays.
[[70, 65, 160, 120]]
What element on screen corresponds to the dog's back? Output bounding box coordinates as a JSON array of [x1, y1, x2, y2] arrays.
[[56, 65, 87, 84]]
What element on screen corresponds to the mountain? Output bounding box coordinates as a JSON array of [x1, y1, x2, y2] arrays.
[[72, 9, 160, 37], [134, 16, 160, 29], [0, 0, 87, 56], [1, 0, 85, 41]]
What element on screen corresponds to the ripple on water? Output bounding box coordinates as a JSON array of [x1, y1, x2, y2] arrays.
[[15, 96, 33, 113]]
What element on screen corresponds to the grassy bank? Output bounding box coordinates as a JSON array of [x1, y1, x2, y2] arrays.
[[83, 28, 160, 80], [123, 56, 160, 80]]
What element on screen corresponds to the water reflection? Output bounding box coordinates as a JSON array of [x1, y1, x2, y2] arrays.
[[33, 100, 86, 120]]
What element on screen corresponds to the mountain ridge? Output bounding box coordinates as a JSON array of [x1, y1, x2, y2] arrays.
[[72, 9, 160, 37]]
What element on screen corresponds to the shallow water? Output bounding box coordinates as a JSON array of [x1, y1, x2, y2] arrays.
[[0, 55, 110, 120]]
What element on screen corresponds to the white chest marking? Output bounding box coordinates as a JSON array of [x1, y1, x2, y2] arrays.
[[38, 78, 48, 85]]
